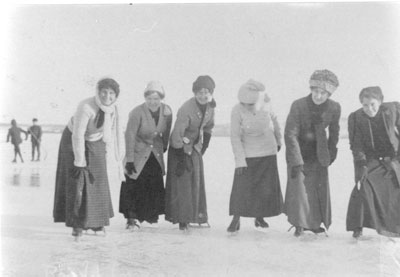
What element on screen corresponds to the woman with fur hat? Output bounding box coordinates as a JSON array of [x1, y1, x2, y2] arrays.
[[284, 70, 341, 237], [119, 81, 172, 229], [227, 79, 284, 233], [346, 87, 400, 238], [53, 78, 125, 241], [165, 75, 216, 231]]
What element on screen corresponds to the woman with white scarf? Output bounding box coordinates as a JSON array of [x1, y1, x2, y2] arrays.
[[53, 78, 125, 241]]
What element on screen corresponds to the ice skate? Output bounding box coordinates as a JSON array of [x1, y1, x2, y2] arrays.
[[179, 223, 188, 231], [126, 218, 141, 231], [72, 228, 83, 242], [227, 216, 240, 233], [352, 228, 362, 239]]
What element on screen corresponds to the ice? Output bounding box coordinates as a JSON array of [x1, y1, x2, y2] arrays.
[[1, 130, 399, 276]]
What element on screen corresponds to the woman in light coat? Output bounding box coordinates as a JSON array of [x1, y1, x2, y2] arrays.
[[165, 75, 216, 231], [53, 78, 125, 240], [227, 79, 283, 232], [120, 81, 172, 229]]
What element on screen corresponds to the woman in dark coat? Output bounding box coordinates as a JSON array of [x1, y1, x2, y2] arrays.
[[120, 81, 172, 229], [284, 69, 341, 237], [227, 79, 284, 233], [346, 86, 400, 238], [165, 75, 216, 231], [53, 78, 125, 240], [7, 119, 28, 163]]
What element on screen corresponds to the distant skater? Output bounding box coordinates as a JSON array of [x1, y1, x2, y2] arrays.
[[227, 79, 284, 233], [346, 87, 400, 238], [28, 118, 42, 161], [53, 78, 125, 240], [284, 70, 341, 237], [120, 81, 172, 229], [165, 75, 216, 230], [7, 119, 28, 163]]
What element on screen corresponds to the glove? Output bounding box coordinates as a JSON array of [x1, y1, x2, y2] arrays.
[[71, 166, 87, 179], [125, 162, 137, 175], [277, 145, 281, 152], [201, 132, 211, 156], [290, 165, 304, 179], [235, 167, 247, 176]]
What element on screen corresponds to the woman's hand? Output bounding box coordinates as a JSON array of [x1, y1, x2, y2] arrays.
[[125, 162, 137, 175]]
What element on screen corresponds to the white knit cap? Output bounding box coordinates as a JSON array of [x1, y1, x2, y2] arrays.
[[144, 81, 165, 98], [238, 79, 265, 104]]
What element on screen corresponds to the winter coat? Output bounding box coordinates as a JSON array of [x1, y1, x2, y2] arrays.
[[230, 103, 282, 168], [169, 97, 215, 155], [125, 103, 173, 179], [348, 101, 400, 183], [285, 95, 341, 167], [7, 126, 27, 145]]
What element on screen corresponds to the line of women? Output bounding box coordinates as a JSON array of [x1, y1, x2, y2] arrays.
[[53, 71, 400, 242]]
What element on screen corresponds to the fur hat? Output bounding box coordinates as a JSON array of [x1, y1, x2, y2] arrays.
[[192, 75, 215, 94], [238, 79, 265, 104], [309, 69, 339, 94], [144, 81, 165, 99]]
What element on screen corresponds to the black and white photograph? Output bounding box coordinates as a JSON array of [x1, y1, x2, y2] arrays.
[[0, 1, 399, 276]]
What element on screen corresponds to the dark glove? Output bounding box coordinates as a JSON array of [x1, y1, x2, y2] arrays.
[[125, 162, 137, 175], [201, 132, 212, 155], [71, 166, 87, 179], [163, 147, 168, 153], [235, 167, 247, 176], [277, 145, 281, 152], [290, 165, 304, 179]]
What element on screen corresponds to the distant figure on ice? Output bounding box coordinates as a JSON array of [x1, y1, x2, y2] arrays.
[[53, 78, 125, 240], [7, 119, 28, 163], [119, 81, 172, 230], [284, 70, 341, 237], [27, 118, 42, 161], [165, 75, 216, 231], [227, 79, 283, 233], [346, 87, 400, 238]]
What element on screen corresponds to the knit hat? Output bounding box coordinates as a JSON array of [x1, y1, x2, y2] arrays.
[[192, 75, 215, 94], [238, 79, 265, 104], [144, 81, 165, 99], [309, 69, 339, 94]]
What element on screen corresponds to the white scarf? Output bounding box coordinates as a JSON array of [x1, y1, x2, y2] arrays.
[[95, 94, 125, 181]]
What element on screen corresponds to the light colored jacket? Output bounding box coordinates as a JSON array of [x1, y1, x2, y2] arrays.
[[170, 97, 215, 155], [230, 103, 282, 168], [125, 103, 172, 179]]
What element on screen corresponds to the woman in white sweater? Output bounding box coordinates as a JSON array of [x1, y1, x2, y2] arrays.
[[53, 78, 125, 240], [227, 79, 284, 233]]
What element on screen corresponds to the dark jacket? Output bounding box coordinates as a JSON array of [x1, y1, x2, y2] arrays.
[[7, 127, 28, 145], [285, 95, 341, 167], [28, 125, 42, 142], [348, 101, 400, 182]]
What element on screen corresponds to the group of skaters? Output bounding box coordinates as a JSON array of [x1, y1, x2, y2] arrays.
[[52, 70, 400, 242], [6, 118, 42, 163]]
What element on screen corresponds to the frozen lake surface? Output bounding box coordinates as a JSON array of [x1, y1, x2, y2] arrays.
[[1, 132, 399, 276]]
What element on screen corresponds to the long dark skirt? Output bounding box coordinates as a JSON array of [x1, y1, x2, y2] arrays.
[[284, 161, 331, 230], [346, 159, 400, 237], [165, 148, 208, 224], [229, 155, 283, 217], [53, 127, 114, 228], [119, 153, 165, 223]]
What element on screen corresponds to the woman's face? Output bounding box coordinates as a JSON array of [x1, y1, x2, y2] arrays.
[[98, 88, 117, 106], [145, 91, 162, 111], [311, 87, 330, 105], [194, 88, 211, 105], [241, 103, 256, 112], [362, 97, 381, 117]]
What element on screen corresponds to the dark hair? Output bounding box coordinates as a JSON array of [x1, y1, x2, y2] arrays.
[[97, 78, 120, 97], [144, 90, 164, 99], [11, 119, 16, 126], [32, 118, 38, 122], [359, 86, 383, 103]]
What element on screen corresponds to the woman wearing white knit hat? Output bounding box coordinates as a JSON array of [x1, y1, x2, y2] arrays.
[[227, 79, 284, 233]]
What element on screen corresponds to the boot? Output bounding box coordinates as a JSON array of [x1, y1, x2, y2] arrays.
[[255, 217, 269, 228], [126, 218, 140, 230], [72, 227, 83, 241], [352, 227, 363, 239], [179, 223, 188, 230], [294, 226, 304, 237], [227, 216, 240, 233]]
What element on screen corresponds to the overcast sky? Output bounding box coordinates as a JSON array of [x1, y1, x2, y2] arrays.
[[1, 3, 400, 127]]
